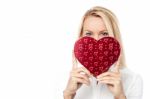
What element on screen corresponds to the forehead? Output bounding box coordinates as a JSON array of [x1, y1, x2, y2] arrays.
[[83, 16, 107, 31]]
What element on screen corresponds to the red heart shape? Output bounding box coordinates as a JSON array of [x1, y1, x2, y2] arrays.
[[74, 36, 121, 77]]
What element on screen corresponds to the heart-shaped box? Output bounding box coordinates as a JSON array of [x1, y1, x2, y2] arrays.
[[74, 36, 121, 77]]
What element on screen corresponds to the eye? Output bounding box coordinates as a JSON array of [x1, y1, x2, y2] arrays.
[[101, 32, 108, 36], [85, 32, 92, 36]]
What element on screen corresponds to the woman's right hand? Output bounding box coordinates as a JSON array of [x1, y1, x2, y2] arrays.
[[63, 54, 91, 98]]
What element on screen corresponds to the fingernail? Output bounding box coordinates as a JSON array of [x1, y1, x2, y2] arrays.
[[97, 75, 100, 78], [97, 76, 100, 79]]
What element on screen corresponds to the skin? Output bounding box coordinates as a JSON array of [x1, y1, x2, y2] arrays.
[[64, 16, 126, 99]]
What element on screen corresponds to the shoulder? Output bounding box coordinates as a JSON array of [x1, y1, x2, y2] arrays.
[[120, 67, 143, 97]]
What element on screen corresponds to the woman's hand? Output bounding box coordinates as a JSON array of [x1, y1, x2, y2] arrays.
[[63, 54, 91, 99], [96, 65, 126, 99]]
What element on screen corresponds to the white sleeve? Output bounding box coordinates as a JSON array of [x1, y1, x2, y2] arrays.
[[126, 74, 143, 99]]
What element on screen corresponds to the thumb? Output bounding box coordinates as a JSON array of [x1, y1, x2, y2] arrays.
[[113, 56, 121, 73], [72, 51, 78, 70], [114, 62, 120, 73]]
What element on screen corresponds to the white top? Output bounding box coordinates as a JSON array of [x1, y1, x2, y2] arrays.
[[74, 66, 143, 99]]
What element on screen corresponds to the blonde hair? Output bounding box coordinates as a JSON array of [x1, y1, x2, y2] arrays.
[[73, 6, 126, 68]]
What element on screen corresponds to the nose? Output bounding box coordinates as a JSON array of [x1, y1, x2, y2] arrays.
[[93, 34, 99, 40]]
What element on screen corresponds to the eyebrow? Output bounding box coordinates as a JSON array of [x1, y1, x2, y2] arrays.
[[84, 29, 108, 33], [84, 30, 93, 33]]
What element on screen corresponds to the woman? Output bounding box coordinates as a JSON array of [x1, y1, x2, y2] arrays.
[[63, 6, 143, 99]]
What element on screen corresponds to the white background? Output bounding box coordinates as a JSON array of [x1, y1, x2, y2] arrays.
[[0, 0, 149, 99]]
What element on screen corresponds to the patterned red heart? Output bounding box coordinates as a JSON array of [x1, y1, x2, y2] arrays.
[[74, 36, 121, 77]]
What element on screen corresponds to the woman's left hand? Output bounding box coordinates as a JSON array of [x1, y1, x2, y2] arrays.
[[96, 66, 126, 99]]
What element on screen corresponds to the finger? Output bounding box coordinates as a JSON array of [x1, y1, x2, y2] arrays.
[[113, 63, 120, 73], [97, 72, 118, 79], [72, 77, 90, 86], [113, 55, 121, 73], [100, 79, 121, 85], [97, 76, 121, 82], [72, 51, 77, 70], [74, 67, 91, 77], [99, 79, 115, 85], [97, 76, 118, 81], [71, 73, 90, 83], [80, 67, 91, 77]]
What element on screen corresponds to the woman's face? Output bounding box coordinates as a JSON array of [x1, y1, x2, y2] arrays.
[[82, 16, 109, 40]]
